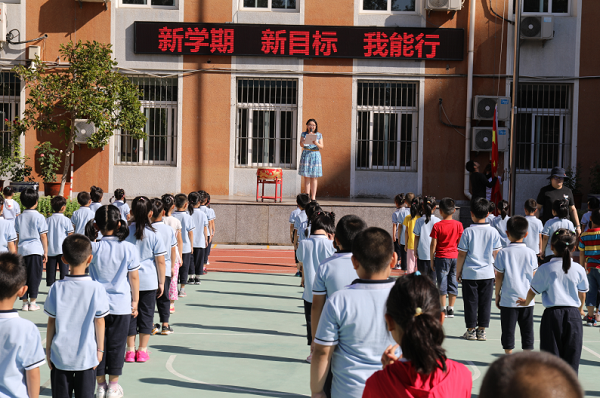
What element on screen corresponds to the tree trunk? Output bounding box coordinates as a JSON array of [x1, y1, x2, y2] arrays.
[[58, 119, 76, 197]]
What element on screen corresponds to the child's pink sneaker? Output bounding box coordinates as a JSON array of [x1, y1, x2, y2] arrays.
[[136, 350, 150, 363], [124, 351, 135, 363]]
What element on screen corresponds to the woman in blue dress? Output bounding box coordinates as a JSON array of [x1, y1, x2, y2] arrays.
[[298, 119, 323, 200]]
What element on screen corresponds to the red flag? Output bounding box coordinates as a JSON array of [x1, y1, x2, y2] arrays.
[[490, 104, 502, 212]]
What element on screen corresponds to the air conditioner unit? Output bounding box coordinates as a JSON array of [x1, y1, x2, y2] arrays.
[[472, 127, 509, 152], [520, 16, 554, 40], [425, 0, 462, 11], [74, 119, 96, 144], [473, 96, 511, 121]]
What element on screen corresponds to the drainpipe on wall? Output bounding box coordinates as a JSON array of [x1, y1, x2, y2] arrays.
[[463, 0, 477, 201]]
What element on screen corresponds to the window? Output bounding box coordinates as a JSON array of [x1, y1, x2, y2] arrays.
[[515, 0, 569, 14], [515, 84, 572, 173], [0, 72, 20, 166], [116, 77, 178, 166], [362, 0, 416, 12], [121, 0, 176, 7], [242, 0, 298, 11], [356, 81, 418, 171], [236, 79, 298, 169]]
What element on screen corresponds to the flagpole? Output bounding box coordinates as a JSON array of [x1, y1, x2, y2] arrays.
[[509, 0, 522, 215]]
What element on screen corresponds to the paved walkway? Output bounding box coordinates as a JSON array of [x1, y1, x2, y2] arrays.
[[17, 247, 600, 397]]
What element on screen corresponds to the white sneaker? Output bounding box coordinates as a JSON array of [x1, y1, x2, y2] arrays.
[[21, 302, 29, 311], [96, 384, 107, 398], [306, 353, 312, 363], [28, 303, 40, 311], [106, 384, 124, 398]]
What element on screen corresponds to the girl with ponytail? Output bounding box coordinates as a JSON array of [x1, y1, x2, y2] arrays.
[[125, 196, 167, 363], [491, 200, 511, 248], [402, 197, 423, 274], [364, 273, 473, 397], [296, 209, 336, 363], [162, 194, 183, 313], [540, 199, 576, 262], [88, 205, 140, 396], [517, 229, 589, 373], [413, 196, 440, 279]]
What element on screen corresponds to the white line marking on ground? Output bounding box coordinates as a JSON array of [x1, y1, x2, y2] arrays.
[[467, 361, 481, 381], [583, 345, 600, 360], [166, 355, 308, 397]]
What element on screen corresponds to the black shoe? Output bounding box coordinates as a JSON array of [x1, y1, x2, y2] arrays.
[[446, 308, 455, 318], [151, 323, 160, 335], [195, 278, 201, 285], [161, 325, 174, 335]]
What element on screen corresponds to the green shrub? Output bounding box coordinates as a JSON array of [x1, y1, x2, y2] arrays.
[[13, 193, 80, 218]]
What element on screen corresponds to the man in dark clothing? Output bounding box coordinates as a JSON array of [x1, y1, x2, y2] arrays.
[[536, 167, 581, 234], [466, 160, 496, 201]]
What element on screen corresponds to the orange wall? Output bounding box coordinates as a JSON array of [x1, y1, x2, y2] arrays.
[[305, 0, 354, 26], [303, 59, 354, 197], [25, 0, 111, 193]]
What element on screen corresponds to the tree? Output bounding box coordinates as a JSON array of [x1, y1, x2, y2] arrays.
[[13, 41, 147, 195]]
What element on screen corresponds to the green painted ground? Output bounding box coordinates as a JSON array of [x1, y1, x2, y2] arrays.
[[19, 272, 600, 397]]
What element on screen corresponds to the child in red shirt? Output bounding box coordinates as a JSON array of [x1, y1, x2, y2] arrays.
[[429, 197, 464, 318], [363, 273, 472, 398]]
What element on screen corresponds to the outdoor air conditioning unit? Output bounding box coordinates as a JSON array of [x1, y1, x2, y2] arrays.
[[74, 119, 96, 144], [520, 16, 554, 40], [425, 0, 462, 11], [473, 96, 511, 121], [472, 127, 509, 152]]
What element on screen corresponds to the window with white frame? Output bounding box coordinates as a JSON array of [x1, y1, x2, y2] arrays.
[[362, 0, 416, 12], [356, 81, 418, 171], [236, 79, 298, 169], [121, 0, 177, 8], [515, 84, 572, 173], [515, 0, 569, 14], [115, 77, 178, 166], [242, 0, 298, 11], [0, 72, 21, 171]]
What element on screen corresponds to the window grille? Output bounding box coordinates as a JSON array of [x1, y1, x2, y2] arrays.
[[0, 72, 21, 165], [236, 79, 298, 169], [362, 0, 416, 12], [242, 0, 297, 10], [115, 76, 178, 166], [356, 81, 419, 171], [514, 83, 571, 174]]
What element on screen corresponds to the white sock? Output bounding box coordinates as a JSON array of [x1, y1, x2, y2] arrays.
[[448, 306, 454, 310]]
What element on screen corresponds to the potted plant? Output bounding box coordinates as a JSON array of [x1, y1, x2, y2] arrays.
[[35, 142, 68, 197], [566, 163, 583, 209], [589, 162, 600, 203]]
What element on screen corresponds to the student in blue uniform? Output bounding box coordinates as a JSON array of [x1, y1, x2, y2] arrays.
[[0, 252, 46, 398], [111, 189, 130, 222], [88, 205, 140, 398], [311, 227, 398, 398], [125, 196, 166, 363], [90, 186, 104, 213], [397, 193, 414, 271], [1, 186, 21, 228], [457, 197, 503, 341], [523, 199, 544, 258], [150, 198, 177, 336], [71, 192, 95, 235], [14, 188, 48, 312], [172, 194, 194, 297], [292, 194, 310, 276], [46, 196, 74, 286], [491, 200, 511, 248], [518, 229, 589, 373], [391, 194, 405, 269], [188, 192, 208, 284], [0, 195, 17, 253], [198, 191, 214, 273], [413, 196, 440, 280], [541, 199, 576, 262], [44, 234, 110, 398], [297, 210, 336, 363], [494, 216, 538, 354]]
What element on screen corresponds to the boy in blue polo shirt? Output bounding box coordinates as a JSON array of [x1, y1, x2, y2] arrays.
[[173, 194, 194, 297], [457, 197, 503, 341], [0, 195, 17, 253], [523, 199, 544, 258], [291, 193, 310, 277], [46, 196, 74, 286], [494, 216, 538, 354], [311, 227, 398, 398], [71, 191, 94, 235], [0, 252, 46, 398], [14, 188, 48, 312], [45, 234, 109, 398]]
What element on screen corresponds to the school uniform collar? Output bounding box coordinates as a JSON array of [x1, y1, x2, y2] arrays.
[[64, 275, 92, 281], [471, 223, 491, 227], [335, 250, 352, 255], [174, 211, 187, 214], [101, 236, 120, 241], [311, 234, 329, 239], [509, 242, 526, 245], [0, 310, 19, 318], [351, 278, 396, 288], [152, 221, 165, 225], [50, 213, 66, 217], [22, 209, 38, 213]]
